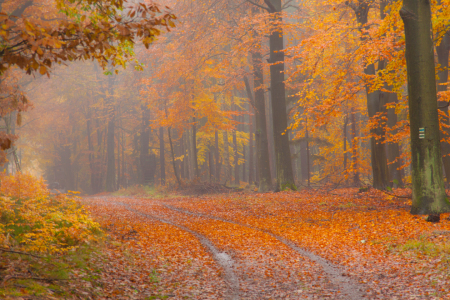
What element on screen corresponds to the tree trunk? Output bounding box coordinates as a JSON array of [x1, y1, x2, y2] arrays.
[[168, 127, 181, 185], [249, 105, 254, 184], [223, 130, 231, 185], [437, 31, 450, 184], [343, 116, 348, 174], [105, 111, 115, 192], [117, 126, 121, 190], [159, 126, 165, 185], [191, 118, 199, 179], [268, 0, 295, 191], [186, 130, 193, 180], [266, 94, 276, 184], [386, 90, 404, 187], [215, 130, 220, 182], [351, 108, 360, 186], [305, 118, 311, 188], [252, 50, 271, 191], [350, 1, 389, 189], [140, 105, 154, 185], [87, 117, 96, 194], [95, 119, 104, 192], [243, 76, 255, 185], [401, 0, 450, 215], [121, 131, 126, 188], [233, 120, 239, 185], [180, 133, 186, 179]]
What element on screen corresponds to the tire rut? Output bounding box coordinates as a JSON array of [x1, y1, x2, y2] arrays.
[[162, 203, 366, 300], [113, 201, 240, 300]]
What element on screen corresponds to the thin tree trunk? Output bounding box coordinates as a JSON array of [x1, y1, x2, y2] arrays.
[[223, 130, 230, 185], [234, 121, 239, 185], [160, 126, 165, 185], [105, 111, 115, 192], [117, 127, 121, 190], [121, 131, 126, 188], [343, 116, 348, 174], [351, 108, 360, 186], [168, 127, 181, 185], [244, 76, 255, 185], [140, 105, 153, 185], [386, 90, 404, 187], [305, 117, 310, 188], [87, 117, 96, 194], [215, 130, 220, 182], [249, 105, 254, 184], [192, 118, 199, 179], [266, 94, 276, 184], [209, 150, 213, 183], [180, 133, 186, 179], [252, 50, 271, 191]]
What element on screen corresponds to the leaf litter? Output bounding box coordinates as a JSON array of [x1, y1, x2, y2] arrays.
[[82, 188, 450, 299]]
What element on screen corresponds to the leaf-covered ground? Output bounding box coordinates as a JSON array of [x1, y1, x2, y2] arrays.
[[83, 188, 450, 299]]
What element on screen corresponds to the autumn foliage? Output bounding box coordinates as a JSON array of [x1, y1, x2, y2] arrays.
[[0, 173, 101, 254]]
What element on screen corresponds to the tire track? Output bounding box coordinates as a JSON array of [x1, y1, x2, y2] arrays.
[[162, 203, 366, 300], [113, 201, 241, 300]]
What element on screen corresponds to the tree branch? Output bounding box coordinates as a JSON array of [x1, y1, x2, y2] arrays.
[[0, 247, 42, 258], [245, 0, 270, 12], [263, 0, 277, 12], [10, 0, 34, 19], [439, 102, 450, 109], [243, 75, 255, 108]]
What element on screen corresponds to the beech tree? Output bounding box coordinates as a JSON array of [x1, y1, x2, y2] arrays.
[[400, 0, 450, 218]]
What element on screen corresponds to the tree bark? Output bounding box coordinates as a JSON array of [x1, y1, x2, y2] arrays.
[[105, 72, 116, 192], [343, 116, 348, 174], [349, 0, 389, 189], [401, 0, 450, 215], [249, 105, 254, 184], [140, 104, 154, 185], [105, 111, 116, 192], [159, 126, 165, 185], [215, 129, 220, 182], [168, 127, 181, 185], [223, 130, 231, 185], [386, 90, 404, 187], [351, 108, 360, 186], [233, 120, 239, 185], [86, 116, 96, 194], [192, 117, 199, 179], [268, 0, 295, 191], [252, 50, 272, 191], [243, 76, 255, 185], [437, 31, 450, 184]]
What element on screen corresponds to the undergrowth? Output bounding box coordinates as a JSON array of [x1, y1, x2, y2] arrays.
[[0, 173, 108, 299]]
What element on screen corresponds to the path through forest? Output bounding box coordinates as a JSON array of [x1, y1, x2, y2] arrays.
[[83, 190, 450, 299]]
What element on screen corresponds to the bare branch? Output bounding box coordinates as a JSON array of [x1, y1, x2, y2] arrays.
[[0, 247, 42, 258], [263, 0, 277, 12], [245, 0, 270, 12]]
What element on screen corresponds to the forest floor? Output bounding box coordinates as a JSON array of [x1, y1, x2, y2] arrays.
[[80, 187, 450, 300]]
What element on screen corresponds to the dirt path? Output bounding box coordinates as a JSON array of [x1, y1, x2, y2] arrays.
[[162, 203, 365, 300], [85, 196, 368, 299]]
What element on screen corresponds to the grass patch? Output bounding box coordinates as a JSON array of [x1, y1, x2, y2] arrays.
[[338, 202, 356, 209], [0, 241, 106, 299], [399, 237, 450, 257]]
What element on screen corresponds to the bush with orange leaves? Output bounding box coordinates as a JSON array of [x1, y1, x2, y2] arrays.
[[0, 173, 102, 254]]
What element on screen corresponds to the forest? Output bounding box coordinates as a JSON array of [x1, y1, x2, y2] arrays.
[[1, 0, 450, 299]]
